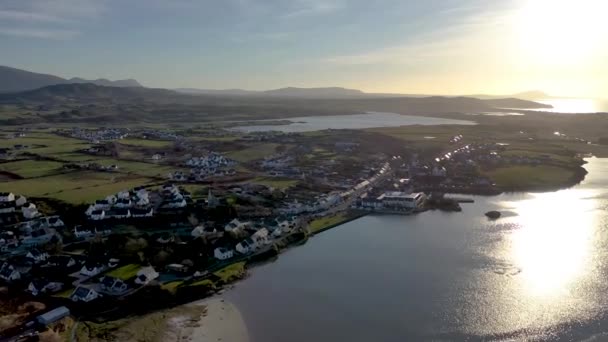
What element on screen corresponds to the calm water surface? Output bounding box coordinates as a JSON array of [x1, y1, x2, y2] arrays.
[[226, 158, 608, 341], [231, 112, 475, 133], [528, 98, 608, 114]]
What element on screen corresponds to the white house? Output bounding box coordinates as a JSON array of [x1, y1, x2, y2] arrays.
[[251, 228, 269, 246], [131, 207, 153, 218], [21, 203, 39, 219], [28, 280, 63, 296], [163, 199, 186, 209], [108, 209, 131, 219], [0, 192, 15, 202], [46, 216, 65, 228], [152, 153, 162, 161], [100, 276, 129, 295], [115, 198, 132, 208], [15, 195, 27, 207], [191, 225, 206, 238], [80, 263, 103, 277], [432, 166, 447, 177], [26, 249, 49, 263], [214, 247, 234, 260], [236, 238, 256, 254], [74, 226, 94, 239], [0, 265, 20, 282], [94, 199, 112, 210], [134, 266, 159, 285], [70, 287, 100, 302], [116, 190, 130, 200], [0, 203, 15, 214], [90, 210, 105, 221]]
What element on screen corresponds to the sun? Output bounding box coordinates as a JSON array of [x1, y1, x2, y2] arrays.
[[515, 0, 608, 66]]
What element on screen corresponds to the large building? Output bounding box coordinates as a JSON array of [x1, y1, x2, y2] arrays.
[[376, 192, 425, 209]]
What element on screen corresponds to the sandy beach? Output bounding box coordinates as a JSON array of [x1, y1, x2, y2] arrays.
[[167, 297, 250, 342]]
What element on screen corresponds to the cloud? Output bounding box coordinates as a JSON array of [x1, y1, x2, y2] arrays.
[[0, 27, 79, 40], [0, 0, 105, 40], [281, 0, 344, 18], [319, 4, 514, 66]]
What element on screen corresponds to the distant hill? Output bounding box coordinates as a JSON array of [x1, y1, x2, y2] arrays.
[[69, 77, 142, 88], [175, 86, 366, 98], [0, 66, 67, 93], [262, 87, 365, 98], [0, 65, 143, 92], [469, 90, 550, 101], [0, 83, 174, 103]]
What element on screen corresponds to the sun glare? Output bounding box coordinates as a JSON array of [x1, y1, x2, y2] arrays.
[[515, 0, 608, 66], [508, 190, 598, 297]]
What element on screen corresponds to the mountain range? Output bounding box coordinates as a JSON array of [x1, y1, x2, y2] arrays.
[[0, 65, 142, 93]]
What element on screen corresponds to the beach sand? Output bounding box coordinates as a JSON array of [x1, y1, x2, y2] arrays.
[[168, 297, 250, 342]]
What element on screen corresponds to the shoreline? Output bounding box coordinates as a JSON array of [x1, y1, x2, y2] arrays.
[[167, 297, 249, 342]]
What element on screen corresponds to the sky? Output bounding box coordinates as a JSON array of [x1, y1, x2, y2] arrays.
[[1, 0, 607, 98]]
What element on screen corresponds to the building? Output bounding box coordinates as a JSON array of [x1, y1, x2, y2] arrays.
[[377, 192, 425, 209], [70, 287, 100, 302], [36, 307, 70, 326], [131, 207, 153, 218], [80, 263, 103, 277], [28, 280, 63, 296], [236, 238, 256, 254], [26, 249, 49, 263], [0, 202, 15, 214], [21, 203, 39, 219], [0, 265, 20, 282], [214, 247, 234, 260], [90, 210, 105, 221], [134, 266, 159, 285], [100, 276, 129, 295], [0, 192, 15, 202]]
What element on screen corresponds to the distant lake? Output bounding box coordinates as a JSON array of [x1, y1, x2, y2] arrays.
[[528, 98, 608, 114], [227, 158, 608, 341], [230, 112, 476, 133]]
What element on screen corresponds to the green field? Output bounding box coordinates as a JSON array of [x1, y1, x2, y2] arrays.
[[0, 160, 65, 178], [308, 212, 351, 234], [91, 158, 181, 178], [0, 171, 153, 204], [118, 138, 175, 148], [226, 143, 279, 162], [250, 177, 298, 190], [482, 165, 577, 190], [105, 264, 141, 280]]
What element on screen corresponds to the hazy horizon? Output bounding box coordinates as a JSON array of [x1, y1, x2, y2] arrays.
[[1, 0, 607, 98]]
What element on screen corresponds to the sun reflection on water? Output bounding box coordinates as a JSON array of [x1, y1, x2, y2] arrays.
[[507, 189, 599, 297]]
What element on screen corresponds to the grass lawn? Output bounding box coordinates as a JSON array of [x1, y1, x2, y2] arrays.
[[308, 213, 350, 234], [250, 177, 298, 190], [105, 264, 141, 280], [118, 138, 175, 148], [92, 158, 181, 178], [53, 288, 74, 299], [482, 165, 577, 189], [160, 280, 184, 294], [226, 143, 279, 162], [0, 160, 65, 178], [186, 278, 215, 288], [0, 171, 153, 204], [213, 262, 246, 283]]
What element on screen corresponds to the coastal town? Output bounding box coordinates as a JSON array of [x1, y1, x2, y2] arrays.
[[0, 122, 592, 340]]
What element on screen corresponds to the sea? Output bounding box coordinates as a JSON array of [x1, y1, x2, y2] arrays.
[[230, 112, 475, 133], [527, 98, 608, 114], [225, 157, 608, 341]]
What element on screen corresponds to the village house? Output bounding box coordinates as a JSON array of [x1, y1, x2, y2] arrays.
[[22, 228, 57, 246], [28, 279, 63, 296], [80, 263, 103, 277], [70, 286, 100, 302], [134, 266, 159, 285], [21, 202, 39, 219], [90, 210, 105, 221], [106, 208, 131, 219], [74, 226, 94, 239], [26, 249, 49, 263], [131, 207, 154, 218], [0, 265, 21, 282], [100, 276, 129, 295], [15, 195, 27, 207], [0, 202, 15, 214], [214, 247, 234, 260], [0, 192, 15, 202], [46, 216, 65, 228], [236, 238, 256, 254]]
